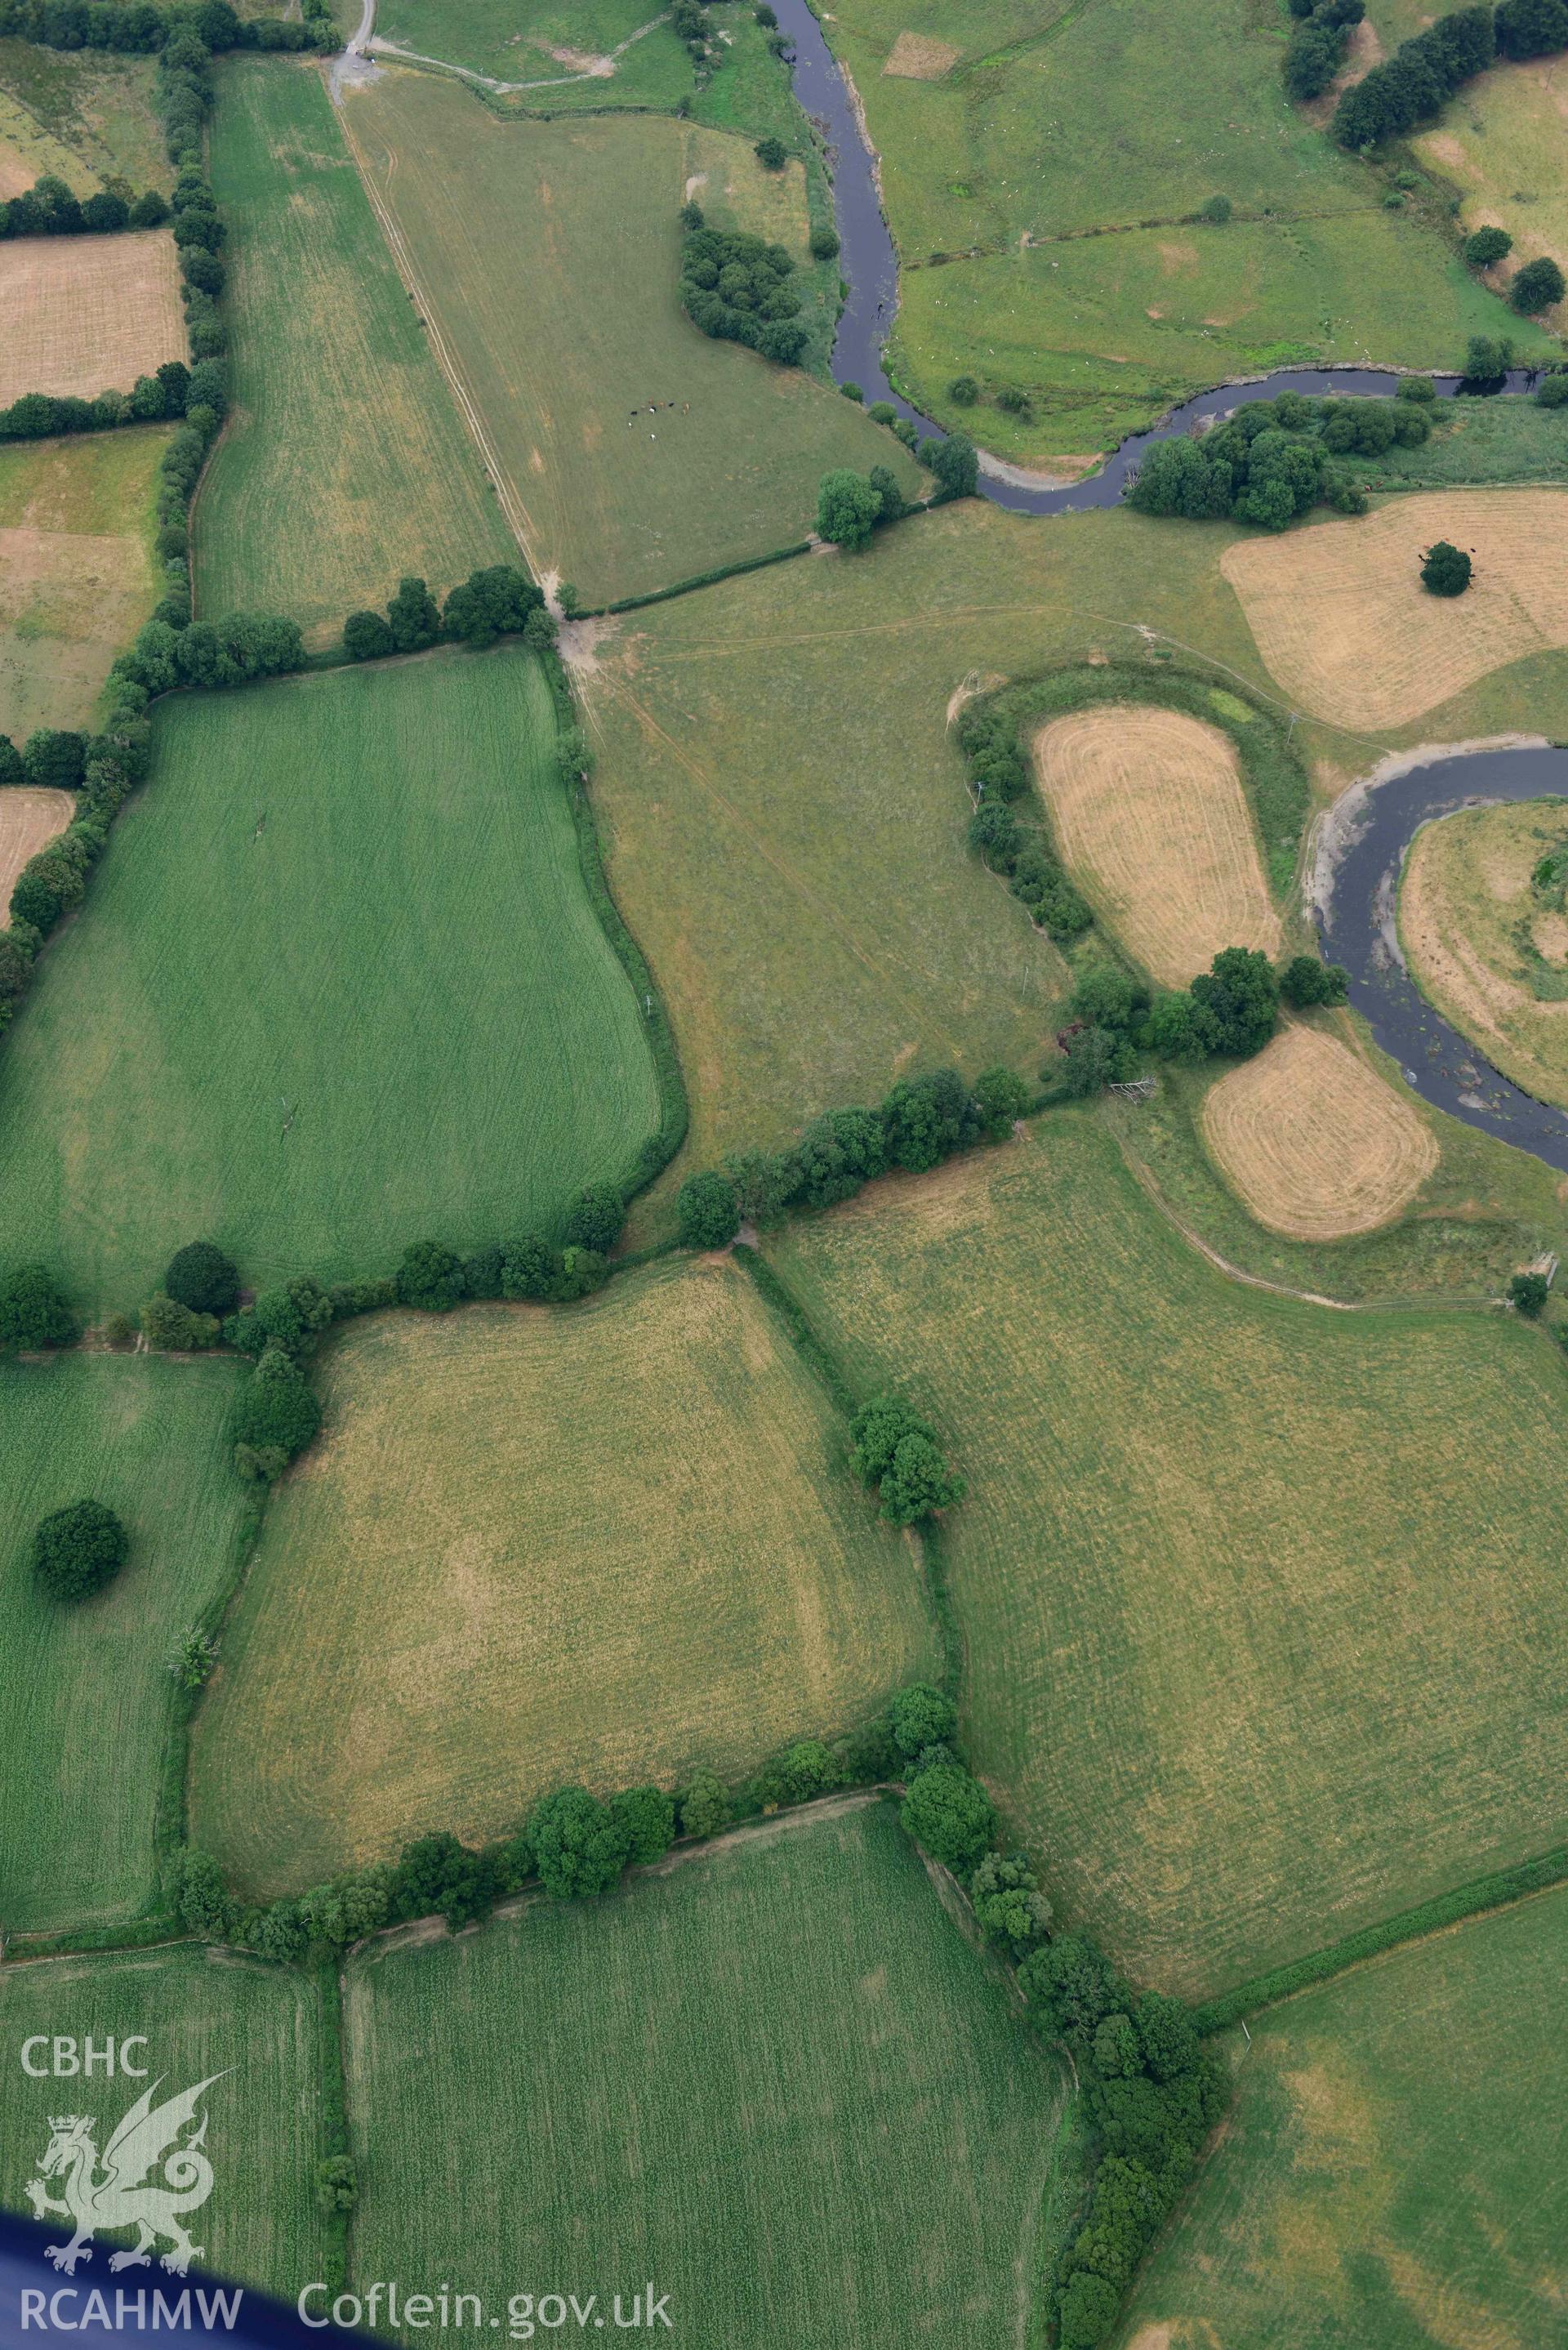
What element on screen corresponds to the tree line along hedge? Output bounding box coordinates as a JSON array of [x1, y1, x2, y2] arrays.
[[1330, 0, 1567, 149], [0, 171, 167, 239]]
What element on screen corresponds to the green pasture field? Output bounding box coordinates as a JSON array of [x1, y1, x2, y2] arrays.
[[581, 494, 1568, 1240], [819, 0, 1548, 456], [0, 1351, 245, 1935], [345, 1799, 1074, 2348], [767, 1112, 1568, 2000], [0, 648, 661, 1319], [0, 1944, 326, 2295], [371, 0, 696, 108], [0, 37, 172, 193], [1115, 1887, 1568, 2346], [1357, 390, 1568, 488], [195, 58, 514, 647], [339, 78, 922, 604], [0, 426, 169, 738], [190, 1257, 939, 1895]]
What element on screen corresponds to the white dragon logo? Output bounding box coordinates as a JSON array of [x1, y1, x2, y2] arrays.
[[24, 2074, 226, 2277]]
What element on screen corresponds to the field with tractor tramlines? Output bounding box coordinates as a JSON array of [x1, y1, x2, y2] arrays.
[[190, 1259, 940, 1895], [0, 229, 185, 407], [768, 1112, 1568, 1999], [0, 1352, 247, 1934], [0, 1944, 326, 2294], [0, 648, 661, 1320], [0, 425, 170, 737], [345, 1799, 1076, 2350], [1031, 702, 1280, 985], [1114, 1884, 1568, 2347], [195, 58, 514, 646], [338, 78, 922, 604]]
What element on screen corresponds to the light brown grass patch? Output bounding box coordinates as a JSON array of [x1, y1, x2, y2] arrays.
[[884, 29, 960, 76], [1201, 1023, 1437, 1238], [1031, 702, 1279, 984], [1223, 491, 1568, 730], [0, 231, 185, 405], [0, 786, 72, 921]]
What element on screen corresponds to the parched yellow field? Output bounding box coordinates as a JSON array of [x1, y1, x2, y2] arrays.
[[0, 426, 167, 737], [0, 230, 185, 404], [1416, 56, 1568, 320], [1200, 1021, 1437, 1238], [190, 1260, 940, 1897], [1031, 702, 1280, 985], [1223, 492, 1568, 731], [1401, 798, 1568, 1108], [0, 784, 72, 918]]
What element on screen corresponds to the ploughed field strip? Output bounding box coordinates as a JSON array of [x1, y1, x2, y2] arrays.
[[1118, 1882, 1568, 2346], [0, 230, 185, 406], [1223, 489, 1568, 730], [1401, 798, 1568, 1111], [0, 426, 169, 739], [1200, 1022, 1438, 1240], [190, 1260, 940, 1897], [338, 75, 922, 604], [1031, 702, 1280, 986], [0, 1944, 327, 2293], [0, 648, 662, 1318], [768, 1116, 1568, 2000], [0, 1351, 247, 1933], [345, 1802, 1074, 2350], [195, 56, 514, 645]]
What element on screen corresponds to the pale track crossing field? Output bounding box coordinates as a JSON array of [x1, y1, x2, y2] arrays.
[[190, 1259, 940, 1895]]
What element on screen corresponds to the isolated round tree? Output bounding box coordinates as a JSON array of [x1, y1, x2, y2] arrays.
[[33, 1500, 129, 1601], [1463, 225, 1512, 268], [1512, 256, 1566, 314], [1421, 540, 1472, 596], [164, 1240, 240, 1317]]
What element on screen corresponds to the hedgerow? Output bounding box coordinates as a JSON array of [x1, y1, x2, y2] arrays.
[[0, 170, 167, 238], [0, 0, 330, 54]]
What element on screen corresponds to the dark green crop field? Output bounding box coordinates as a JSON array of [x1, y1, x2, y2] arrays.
[[0, 648, 661, 1317]]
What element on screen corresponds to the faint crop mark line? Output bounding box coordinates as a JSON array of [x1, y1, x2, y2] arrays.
[[332, 91, 542, 576], [598, 673, 971, 1055]]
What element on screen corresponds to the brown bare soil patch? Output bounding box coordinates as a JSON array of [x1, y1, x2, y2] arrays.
[[884, 30, 960, 77], [1201, 1023, 1437, 1238], [1031, 702, 1280, 984], [0, 786, 72, 920], [1223, 492, 1568, 730], [0, 230, 185, 405]]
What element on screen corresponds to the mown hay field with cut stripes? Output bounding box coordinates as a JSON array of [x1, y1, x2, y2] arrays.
[[768, 1113, 1568, 1999], [0, 1352, 246, 1934], [195, 58, 514, 646], [0, 648, 662, 1318], [190, 1260, 940, 1895], [0, 1944, 326, 2294], [339, 76, 923, 603], [0, 230, 185, 406], [0, 785, 71, 916], [1031, 702, 1281, 985], [1200, 1020, 1438, 1239], [1223, 490, 1568, 730], [345, 1800, 1076, 2350], [1114, 1884, 1568, 2348]]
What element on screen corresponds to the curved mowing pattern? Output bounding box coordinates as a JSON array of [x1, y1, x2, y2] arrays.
[[0, 647, 662, 1317], [1031, 702, 1279, 986], [345, 1802, 1075, 2350], [190, 1260, 940, 1896], [1200, 1023, 1437, 1240], [1119, 1884, 1568, 2345], [767, 1117, 1568, 2000], [0, 1351, 245, 1933]]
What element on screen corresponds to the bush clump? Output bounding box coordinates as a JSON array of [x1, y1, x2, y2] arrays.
[[0, 1263, 76, 1352], [679, 205, 808, 366], [849, 1394, 965, 1524], [33, 1499, 129, 1602]]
